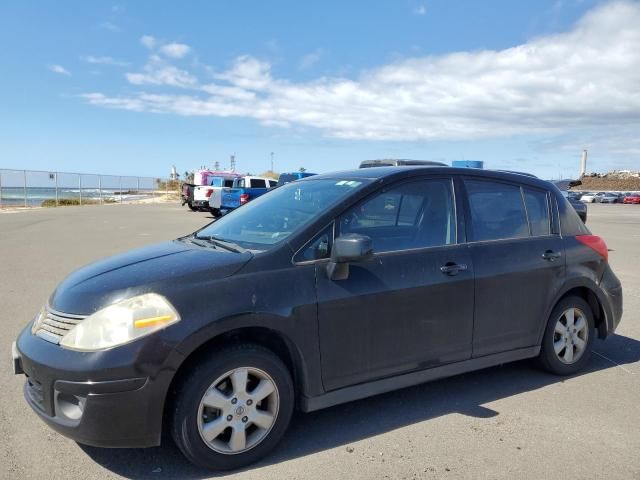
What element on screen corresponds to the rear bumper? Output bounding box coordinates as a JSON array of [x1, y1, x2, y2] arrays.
[[14, 326, 181, 448], [192, 200, 210, 209], [599, 266, 623, 336]]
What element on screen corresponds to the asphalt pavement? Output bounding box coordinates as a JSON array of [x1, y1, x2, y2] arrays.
[[1, 202, 638, 479]]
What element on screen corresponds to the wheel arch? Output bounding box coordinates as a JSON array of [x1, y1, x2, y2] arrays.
[[541, 282, 608, 343], [164, 316, 312, 425]]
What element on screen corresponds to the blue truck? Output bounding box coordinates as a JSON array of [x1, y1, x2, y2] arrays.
[[220, 176, 277, 211], [277, 171, 317, 185]]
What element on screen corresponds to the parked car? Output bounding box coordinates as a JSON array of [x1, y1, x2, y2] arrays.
[[597, 192, 621, 204], [191, 173, 242, 212], [561, 191, 588, 223], [359, 159, 447, 168], [220, 176, 277, 212], [568, 191, 582, 201], [277, 171, 317, 185], [580, 192, 602, 203], [623, 193, 640, 204], [13, 167, 622, 470]]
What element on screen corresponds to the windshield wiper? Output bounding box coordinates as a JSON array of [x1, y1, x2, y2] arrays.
[[195, 235, 247, 253], [186, 236, 213, 249]]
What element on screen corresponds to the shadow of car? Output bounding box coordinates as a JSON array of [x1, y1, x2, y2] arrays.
[[78, 334, 640, 479]]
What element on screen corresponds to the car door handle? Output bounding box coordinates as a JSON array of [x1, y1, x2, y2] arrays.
[[541, 250, 562, 261], [440, 263, 468, 275]]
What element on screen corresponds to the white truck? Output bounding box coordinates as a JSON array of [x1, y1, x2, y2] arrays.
[[209, 176, 277, 217], [190, 172, 241, 212]]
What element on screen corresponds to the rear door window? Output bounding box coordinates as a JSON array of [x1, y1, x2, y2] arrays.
[[465, 180, 529, 241], [523, 188, 550, 236], [251, 179, 267, 188]]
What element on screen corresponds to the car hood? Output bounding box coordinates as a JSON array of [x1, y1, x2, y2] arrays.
[[49, 240, 252, 315]]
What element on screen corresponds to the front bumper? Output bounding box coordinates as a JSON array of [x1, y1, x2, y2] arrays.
[[14, 326, 183, 448]]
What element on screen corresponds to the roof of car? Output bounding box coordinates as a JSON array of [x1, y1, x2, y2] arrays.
[[305, 166, 556, 190]]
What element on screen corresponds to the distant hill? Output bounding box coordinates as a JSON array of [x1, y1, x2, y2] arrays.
[[571, 171, 640, 191]]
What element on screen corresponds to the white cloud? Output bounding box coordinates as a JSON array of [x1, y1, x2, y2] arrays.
[[159, 42, 191, 59], [299, 49, 324, 69], [140, 35, 157, 49], [413, 5, 427, 16], [125, 55, 197, 88], [49, 64, 71, 76], [213, 55, 273, 90], [84, 1, 640, 152], [100, 21, 120, 32], [81, 55, 129, 67]]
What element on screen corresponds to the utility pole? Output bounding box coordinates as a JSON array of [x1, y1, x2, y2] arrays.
[[230, 153, 236, 172], [214, 160, 220, 171], [270, 152, 274, 172]]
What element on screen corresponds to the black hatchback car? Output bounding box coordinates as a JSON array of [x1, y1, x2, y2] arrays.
[[13, 167, 622, 470]]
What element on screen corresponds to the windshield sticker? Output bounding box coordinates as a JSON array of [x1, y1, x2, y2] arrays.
[[335, 180, 362, 187]]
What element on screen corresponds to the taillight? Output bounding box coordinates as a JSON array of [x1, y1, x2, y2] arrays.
[[240, 193, 249, 205], [205, 189, 213, 198], [576, 234, 608, 261]]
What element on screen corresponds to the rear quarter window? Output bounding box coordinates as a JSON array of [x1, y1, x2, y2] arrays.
[[523, 188, 551, 236]]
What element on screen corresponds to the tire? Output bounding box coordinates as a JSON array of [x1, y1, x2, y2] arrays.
[[537, 296, 594, 375], [187, 202, 197, 211], [170, 344, 294, 471], [209, 208, 222, 218]]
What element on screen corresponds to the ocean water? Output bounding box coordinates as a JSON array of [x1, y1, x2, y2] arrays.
[[0, 187, 156, 207]]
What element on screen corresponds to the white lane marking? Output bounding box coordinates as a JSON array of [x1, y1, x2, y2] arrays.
[[593, 351, 635, 375]]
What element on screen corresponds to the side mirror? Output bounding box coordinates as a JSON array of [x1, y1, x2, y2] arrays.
[[326, 234, 373, 280]]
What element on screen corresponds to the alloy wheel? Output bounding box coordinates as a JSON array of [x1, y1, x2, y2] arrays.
[[553, 307, 589, 364], [197, 367, 279, 455]]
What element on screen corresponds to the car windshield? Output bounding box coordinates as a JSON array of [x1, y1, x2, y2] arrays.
[[195, 178, 369, 250]]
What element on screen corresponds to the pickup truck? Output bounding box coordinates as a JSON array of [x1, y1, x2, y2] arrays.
[[277, 171, 317, 185], [181, 183, 195, 208], [190, 173, 241, 212], [219, 176, 277, 212]]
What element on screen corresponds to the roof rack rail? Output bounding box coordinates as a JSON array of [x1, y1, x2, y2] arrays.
[[359, 159, 447, 168], [493, 170, 538, 178]]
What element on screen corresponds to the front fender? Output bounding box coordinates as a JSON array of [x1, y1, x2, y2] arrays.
[[173, 312, 321, 398]]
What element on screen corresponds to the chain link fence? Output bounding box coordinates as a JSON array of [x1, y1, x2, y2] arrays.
[[0, 169, 179, 208]]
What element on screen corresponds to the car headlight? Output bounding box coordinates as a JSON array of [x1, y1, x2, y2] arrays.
[[59, 293, 180, 351], [31, 307, 47, 334]]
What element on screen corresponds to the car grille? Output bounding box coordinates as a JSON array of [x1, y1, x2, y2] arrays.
[[34, 309, 86, 345], [26, 377, 45, 411]]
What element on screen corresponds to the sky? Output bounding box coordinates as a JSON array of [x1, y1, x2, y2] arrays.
[[1, 0, 639, 179]]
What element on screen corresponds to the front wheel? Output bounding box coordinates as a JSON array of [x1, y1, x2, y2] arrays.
[[537, 296, 594, 375], [170, 344, 294, 470]]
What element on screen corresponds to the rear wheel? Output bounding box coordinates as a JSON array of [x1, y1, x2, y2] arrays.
[[187, 202, 197, 211], [538, 296, 594, 375], [171, 344, 294, 470], [209, 208, 222, 218]]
